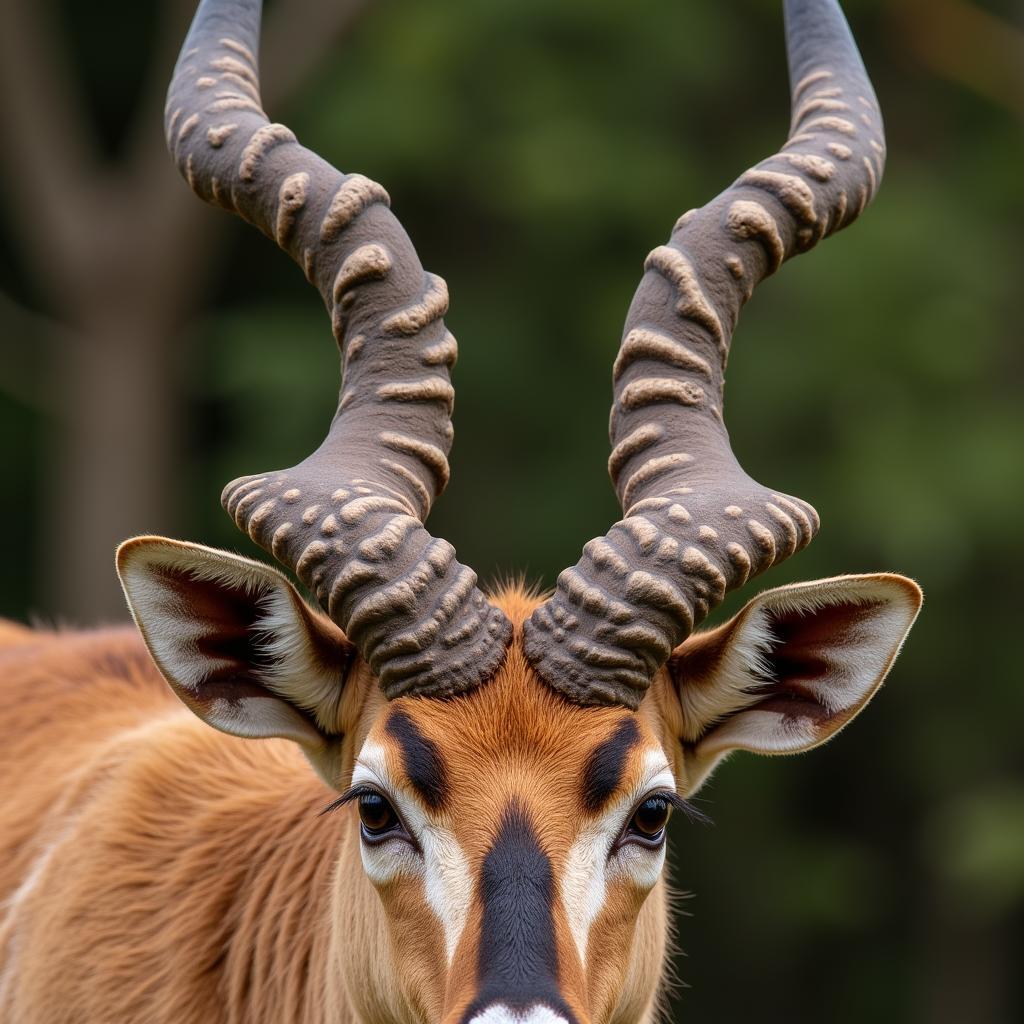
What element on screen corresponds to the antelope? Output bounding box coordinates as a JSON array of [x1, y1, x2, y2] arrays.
[[0, 0, 922, 1021]]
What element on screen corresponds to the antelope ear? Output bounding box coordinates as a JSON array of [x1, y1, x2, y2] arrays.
[[669, 574, 922, 794], [117, 536, 356, 785]]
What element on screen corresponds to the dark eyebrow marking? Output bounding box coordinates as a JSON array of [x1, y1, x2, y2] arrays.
[[385, 707, 447, 810], [581, 717, 640, 812]]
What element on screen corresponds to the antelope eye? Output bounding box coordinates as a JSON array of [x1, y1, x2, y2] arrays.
[[358, 792, 399, 837], [627, 796, 672, 844]]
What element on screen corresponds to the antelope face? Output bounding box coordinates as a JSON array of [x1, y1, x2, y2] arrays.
[[326, 574, 921, 1024], [347, 656, 674, 1024]]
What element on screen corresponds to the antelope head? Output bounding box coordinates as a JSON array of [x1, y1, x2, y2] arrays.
[[118, 1, 921, 1021]]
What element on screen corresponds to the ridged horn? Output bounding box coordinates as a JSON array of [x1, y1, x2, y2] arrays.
[[166, 0, 511, 699], [524, 0, 885, 708]]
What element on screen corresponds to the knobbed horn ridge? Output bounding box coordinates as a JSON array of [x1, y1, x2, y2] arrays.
[[524, 0, 886, 708], [166, 0, 511, 698]]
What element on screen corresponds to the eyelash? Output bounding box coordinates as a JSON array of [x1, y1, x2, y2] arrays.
[[665, 792, 713, 827], [319, 783, 377, 816], [612, 790, 712, 854], [321, 784, 419, 850], [321, 786, 712, 854]]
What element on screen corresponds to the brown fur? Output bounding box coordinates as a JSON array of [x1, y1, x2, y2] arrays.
[[2, 568, 917, 1022], [0, 594, 677, 1024], [354, 587, 676, 1024]]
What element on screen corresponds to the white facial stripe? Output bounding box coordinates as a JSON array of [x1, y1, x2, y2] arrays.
[[468, 1004, 570, 1024], [352, 739, 472, 965], [420, 828, 473, 965], [560, 747, 675, 967]]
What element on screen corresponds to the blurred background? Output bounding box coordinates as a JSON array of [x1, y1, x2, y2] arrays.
[[0, 0, 1021, 1020]]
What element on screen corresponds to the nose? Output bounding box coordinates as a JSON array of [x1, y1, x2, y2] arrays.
[[466, 1005, 572, 1024], [457, 802, 581, 1024]]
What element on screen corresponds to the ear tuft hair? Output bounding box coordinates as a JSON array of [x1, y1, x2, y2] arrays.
[[669, 573, 922, 793], [117, 537, 356, 780]]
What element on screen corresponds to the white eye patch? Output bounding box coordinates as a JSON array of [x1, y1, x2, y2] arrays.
[[560, 747, 675, 967], [351, 739, 472, 966], [351, 739, 674, 972]]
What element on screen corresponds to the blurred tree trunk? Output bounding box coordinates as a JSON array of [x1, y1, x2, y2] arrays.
[[0, 0, 368, 622], [49, 310, 189, 622]]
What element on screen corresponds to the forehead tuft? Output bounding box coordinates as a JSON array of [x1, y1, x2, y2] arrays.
[[366, 588, 670, 811]]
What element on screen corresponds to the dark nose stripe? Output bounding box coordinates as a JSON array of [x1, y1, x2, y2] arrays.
[[462, 802, 577, 1024]]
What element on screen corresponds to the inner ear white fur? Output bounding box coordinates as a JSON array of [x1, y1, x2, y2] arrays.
[[117, 535, 354, 785], [671, 573, 922, 794]]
